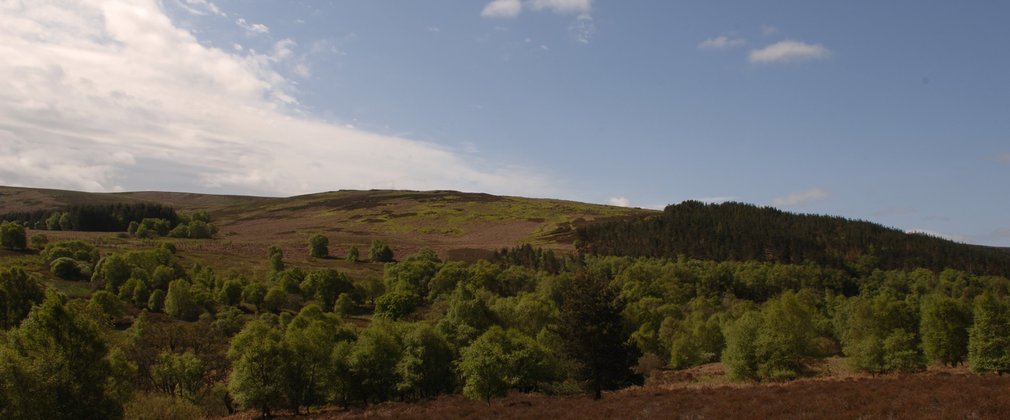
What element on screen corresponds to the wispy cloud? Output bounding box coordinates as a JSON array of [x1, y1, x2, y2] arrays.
[[750, 40, 830, 63], [236, 17, 269, 35], [174, 0, 225, 16], [773, 187, 829, 207], [481, 0, 522, 18], [608, 197, 630, 207], [697, 35, 746, 50], [995, 153, 1010, 164], [481, 0, 594, 43], [760, 25, 777, 36], [569, 14, 595, 44], [0, 0, 552, 197]]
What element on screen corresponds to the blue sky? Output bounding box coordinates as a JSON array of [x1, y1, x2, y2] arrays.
[[0, 1, 1007, 246]]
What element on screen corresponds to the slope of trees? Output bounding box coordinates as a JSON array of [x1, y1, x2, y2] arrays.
[[577, 201, 1010, 277]]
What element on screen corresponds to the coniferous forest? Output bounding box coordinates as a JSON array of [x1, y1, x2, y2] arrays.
[[577, 201, 1010, 277]]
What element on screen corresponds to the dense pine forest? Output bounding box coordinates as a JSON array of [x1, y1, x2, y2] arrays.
[[577, 201, 1010, 277], [3, 194, 1010, 418]]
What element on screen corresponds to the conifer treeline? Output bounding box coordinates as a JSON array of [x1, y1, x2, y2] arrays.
[[576, 201, 1010, 277], [1, 203, 178, 232]]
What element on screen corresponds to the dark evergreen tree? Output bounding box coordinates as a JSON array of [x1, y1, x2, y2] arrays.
[[555, 271, 642, 399]]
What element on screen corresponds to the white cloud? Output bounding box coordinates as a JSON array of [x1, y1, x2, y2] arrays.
[[773, 188, 829, 207], [426, 26, 441, 33], [236, 17, 269, 35], [0, 0, 552, 197], [760, 25, 777, 36], [174, 0, 225, 17], [608, 197, 630, 207], [480, 0, 591, 18], [697, 35, 746, 50], [750, 40, 830, 63], [481, 0, 522, 18]]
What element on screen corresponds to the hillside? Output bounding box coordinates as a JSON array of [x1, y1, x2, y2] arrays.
[[0, 185, 648, 265], [576, 200, 1010, 277]]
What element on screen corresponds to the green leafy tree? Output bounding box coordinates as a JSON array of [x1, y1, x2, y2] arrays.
[[263, 287, 287, 314], [920, 294, 971, 366], [228, 319, 289, 418], [0, 267, 45, 329], [555, 272, 642, 400], [347, 321, 402, 403], [217, 280, 243, 306], [0, 292, 123, 419], [396, 323, 455, 399], [459, 326, 554, 403], [242, 283, 267, 310], [308, 234, 329, 258], [282, 305, 354, 412], [842, 292, 922, 375], [151, 351, 204, 402], [148, 289, 166, 312], [300, 269, 354, 311], [88, 290, 124, 324], [968, 292, 1010, 374], [755, 291, 818, 379], [436, 284, 494, 350], [268, 246, 284, 272], [883, 328, 926, 372], [374, 291, 420, 320], [722, 310, 763, 380], [165, 280, 199, 321], [0, 221, 27, 250], [334, 293, 355, 316], [369, 240, 394, 263], [50, 257, 83, 280], [347, 246, 359, 263], [93, 254, 132, 292]]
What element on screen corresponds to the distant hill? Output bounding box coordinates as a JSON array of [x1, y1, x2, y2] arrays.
[[0, 185, 648, 260], [576, 201, 1010, 277]]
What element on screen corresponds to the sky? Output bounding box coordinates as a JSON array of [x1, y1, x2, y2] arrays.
[[0, 0, 1008, 246]]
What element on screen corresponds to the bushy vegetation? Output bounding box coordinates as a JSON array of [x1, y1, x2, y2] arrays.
[[6, 229, 1010, 418]]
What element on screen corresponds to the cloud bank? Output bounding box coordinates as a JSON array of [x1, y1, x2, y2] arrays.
[[0, 0, 551, 197]]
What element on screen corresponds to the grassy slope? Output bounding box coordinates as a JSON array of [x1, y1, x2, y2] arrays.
[[0, 186, 651, 293]]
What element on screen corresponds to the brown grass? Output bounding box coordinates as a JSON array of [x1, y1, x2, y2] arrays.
[[222, 368, 1010, 420]]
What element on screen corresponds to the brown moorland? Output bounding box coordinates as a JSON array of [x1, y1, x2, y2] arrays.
[[0, 186, 651, 287], [221, 363, 1010, 420]]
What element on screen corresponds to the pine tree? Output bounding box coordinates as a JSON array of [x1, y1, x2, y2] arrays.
[[555, 271, 642, 399]]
